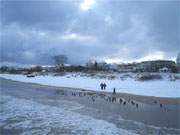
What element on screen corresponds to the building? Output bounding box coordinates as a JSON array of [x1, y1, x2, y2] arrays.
[[117, 63, 137, 72], [176, 52, 180, 67], [86, 60, 95, 68], [86, 60, 109, 70], [176, 52, 180, 72], [135, 60, 176, 72], [108, 64, 119, 71]]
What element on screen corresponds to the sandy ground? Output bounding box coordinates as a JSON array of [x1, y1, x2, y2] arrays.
[[0, 78, 180, 135]]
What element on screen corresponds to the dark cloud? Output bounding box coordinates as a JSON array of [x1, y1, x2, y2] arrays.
[[0, 0, 179, 65]]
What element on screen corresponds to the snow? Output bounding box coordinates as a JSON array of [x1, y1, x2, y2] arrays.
[[0, 73, 180, 98], [0, 95, 138, 135]]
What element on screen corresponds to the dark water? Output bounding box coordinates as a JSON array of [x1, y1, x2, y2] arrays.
[[0, 95, 138, 135], [0, 95, 179, 135]]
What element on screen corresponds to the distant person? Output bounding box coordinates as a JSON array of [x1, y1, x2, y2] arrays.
[[136, 103, 138, 108], [100, 83, 103, 90], [103, 83, 107, 90], [113, 88, 116, 94]]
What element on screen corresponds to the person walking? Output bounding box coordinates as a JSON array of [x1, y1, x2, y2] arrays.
[[113, 88, 116, 94], [100, 83, 103, 90], [103, 83, 107, 90]]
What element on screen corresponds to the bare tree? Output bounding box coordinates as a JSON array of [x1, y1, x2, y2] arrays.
[[53, 54, 68, 68]]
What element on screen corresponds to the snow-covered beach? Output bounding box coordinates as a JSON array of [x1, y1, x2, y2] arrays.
[[0, 73, 180, 97], [1, 72, 180, 134], [0, 78, 180, 135]]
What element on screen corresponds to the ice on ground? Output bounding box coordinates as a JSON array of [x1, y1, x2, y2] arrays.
[[0, 74, 180, 97], [0, 95, 137, 135]]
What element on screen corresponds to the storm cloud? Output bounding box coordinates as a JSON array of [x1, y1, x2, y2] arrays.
[[0, 0, 179, 65]]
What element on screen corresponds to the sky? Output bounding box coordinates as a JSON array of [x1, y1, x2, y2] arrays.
[[0, 0, 179, 65]]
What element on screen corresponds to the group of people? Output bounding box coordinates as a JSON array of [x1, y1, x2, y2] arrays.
[[100, 83, 107, 90], [100, 83, 116, 94]]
